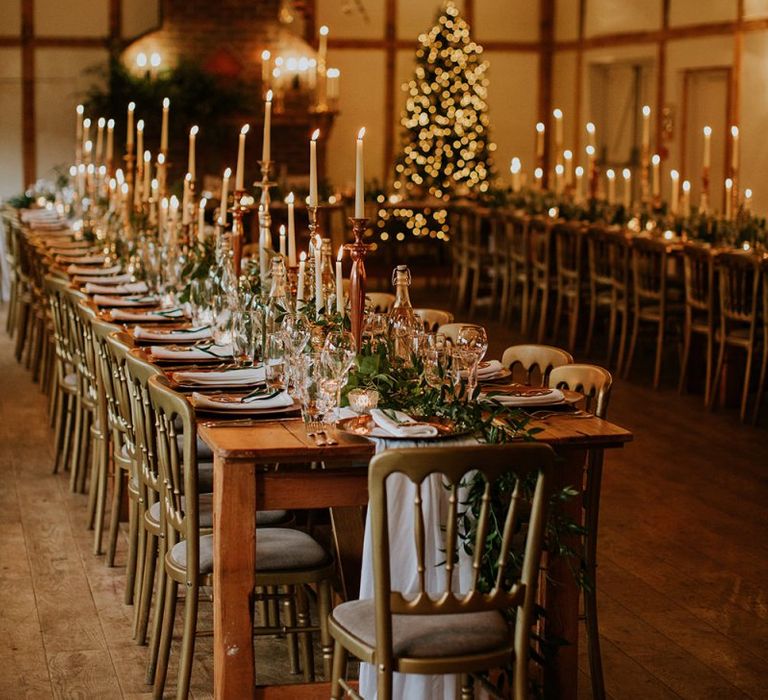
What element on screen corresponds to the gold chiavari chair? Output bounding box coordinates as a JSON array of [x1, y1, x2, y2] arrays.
[[413, 308, 454, 332], [501, 343, 574, 386], [148, 375, 336, 699], [623, 237, 681, 388], [504, 213, 532, 331], [329, 444, 554, 700], [449, 206, 479, 309], [553, 222, 587, 351], [469, 209, 501, 317], [366, 292, 395, 313], [436, 321, 485, 345], [585, 227, 630, 370], [679, 243, 716, 404], [528, 217, 555, 343], [753, 258, 768, 425], [548, 364, 612, 700], [2, 213, 20, 335], [710, 251, 761, 422]]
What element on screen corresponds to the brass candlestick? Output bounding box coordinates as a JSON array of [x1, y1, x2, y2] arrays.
[[700, 166, 710, 214], [230, 190, 249, 278], [255, 160, 275, 296], [183, 178, 197, 249], [307, 203, 322, 314], [345, 217, 372, 350]]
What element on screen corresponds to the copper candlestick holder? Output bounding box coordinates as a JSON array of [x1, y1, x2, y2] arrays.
[[700, 167, 710, 214], [230, 189, 249, 278], [255, 160, 275, 296], [344, 217, 372, 350]]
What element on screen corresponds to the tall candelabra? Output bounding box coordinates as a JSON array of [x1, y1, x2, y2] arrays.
[[345, 217, 372, 350], [255, 160, 275, 295], [230, 190, 249, 278]]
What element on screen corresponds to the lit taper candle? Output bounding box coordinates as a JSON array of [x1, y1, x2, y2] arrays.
[[235, 124, 249, 190], [286, 192, 296, 266], [262, 90, 272, 162], [309, 129, 320, 206], [355, 127, 365, 218], [188, 125, 199, 180], [160, 97, 170, 152], [336, 245, 344, 314], [219, 167, 231, 227]]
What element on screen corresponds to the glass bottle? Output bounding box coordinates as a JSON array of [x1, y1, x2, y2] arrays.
[[320, 238, 336, 308], [387, 264, 420, 364], [265, 256, 290, 337]]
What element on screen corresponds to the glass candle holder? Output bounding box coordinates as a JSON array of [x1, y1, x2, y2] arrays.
[[348, 388, 379, 415]]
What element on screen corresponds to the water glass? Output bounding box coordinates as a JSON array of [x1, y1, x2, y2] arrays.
[[190, 277, 215, 328], [423, 348, 448, 389], [449, 347, 480, 402], [456, 325, 489, 361], [231, 308, 260, 367], [264, 335, 286, 391]]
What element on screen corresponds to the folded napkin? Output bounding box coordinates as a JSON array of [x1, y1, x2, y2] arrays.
[[190, 390, 293, 412], [149, 344, 232, 360], [32, 225, 70, 233], [74, 273, 134, 285], [110, 307, 185, 322], [477, 359, 505, 380], [92, 294, 158, 307], [57, 254, 106, 264], [369, 408, 439, 438], [481, 387, 564, 407], [67, 263, 122, 275], [172, 366, 266, 387], [53, 246, 98, 256], [133, 325, 212, 342], [85, 281, 148, 295], [44, 239, 89, 249]]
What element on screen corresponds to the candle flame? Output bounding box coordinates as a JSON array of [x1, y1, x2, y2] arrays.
[[266, 89, 273, 102], [190, 125, 199, 136], [337, 245, 344, 261], [606, 169, 615, 179], [262, 49, 271, 60], [143, 150, 151, 162], [745, 188, 752, 198], [200, 198, 207, 209], [76, 104, 84, 115], [121, 183, 129, 195], [743, 241, 751, 251], [311, 128, 320, 141], [161, 197, 168, 209], [285, 192, 294, 204], [731, 125, 739, 137], [137, 119, 144, 131], [170, 195, 179, 207], [586, 145, 595, 156], [534, 167, 543, 178], [555, 164, 564, 175], [651, 154, 660, 165], [682, 180, 691, 192], [622, 168, 631, 179], [586, 122, 595, 134], [510, 157, 521, 174], [642, 105, 651, 117], [319, 25, 329, 36], [151, 178, 158, 191], [163, 97, 170, 109], [83, 118, 91, 128], [279, 224, 286, 235], [98, 117, 106, 128], [536, 122, 545, 133], [128, 101, 135, 112], [157, 152, 165, 164], [703, 125, 712, 136], [185, 172, 192, 182], [564, 149, 572, 159], [300, 251, 307, 262], [553, 108, 563, 119], [107, 118, 114, 128], [223, 167, 232, 178], [115, 168, 124, 183], [575, 166, 584, 177], [670, 169, 678, 179], [241, 124, 250, 135], [357, 127, 366, 140], [725, 178, 733, 187]]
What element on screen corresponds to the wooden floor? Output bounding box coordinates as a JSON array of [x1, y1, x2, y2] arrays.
[[1, 301, 767, 699]]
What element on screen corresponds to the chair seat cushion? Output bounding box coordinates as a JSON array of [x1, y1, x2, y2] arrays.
[[330, 599, 511, 659], [175, 432, 213, 461], [170, 528, 330, 575], [148, 495, 287, 531]]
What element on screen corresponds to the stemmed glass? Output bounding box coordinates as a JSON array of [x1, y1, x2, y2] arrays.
[[321, 330, 357, 420], [456, 325, 489, 362], [231, 308, 260, 367], [449, 347, 480, 403], [264, 335, 286, 391]]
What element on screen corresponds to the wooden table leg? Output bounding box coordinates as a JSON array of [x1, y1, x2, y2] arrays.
[[543, 447, 586, 700], [214, 456, 257, 700], [329, 506, 366, 600]]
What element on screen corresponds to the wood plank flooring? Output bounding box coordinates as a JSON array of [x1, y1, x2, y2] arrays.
[[1, 303, 767, 699]]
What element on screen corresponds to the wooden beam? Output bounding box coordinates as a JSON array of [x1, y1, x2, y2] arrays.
[[538, 0, 555, 184], [328, 37, 539, 52], [464, 0, 475, 29], [655, 0, 669, 158], [0, 36, 109, 48], [573, 0, 586, 157], [21, 0, 35, 187], [383, 0, 397, 183], [108, 0, 121, 44]]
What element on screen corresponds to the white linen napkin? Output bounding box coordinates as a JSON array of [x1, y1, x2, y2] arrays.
[[57, 254, 106, 264], [480, 387, 564, 407], [92, 294, 158, 307], [109, 307, 185, 322], [369, 408, 439, 438], [149, 344, 232, 360], [171, 366, 266, 387], [84, 281, 148, 295], [74, 273, 134, 285], [67, 263, 122, 275], [477, 359, 504, 380], [190, 390, 293, 412], [133, 325, 212, 341]]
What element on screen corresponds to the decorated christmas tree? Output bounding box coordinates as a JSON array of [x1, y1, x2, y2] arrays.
[[394, 2, 494, 200]]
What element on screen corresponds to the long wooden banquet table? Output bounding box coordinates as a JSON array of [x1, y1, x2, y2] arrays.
[[12, 212, 635, 700]]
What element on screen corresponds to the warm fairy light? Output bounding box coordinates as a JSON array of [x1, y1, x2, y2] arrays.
[[261, 49, 271, 61], [241, 124, 250, 135], [150, 52, 161, 68], [731, 125, 739, 138], [651, 154, 661, 166], [319, 25, 329, 36], [136, 52, 147, 68], [642, 105, 651, 117], [743, 241, 751, 251], [548, 207, 558, 217], [553, 108, 563, 119], [311, 128, 320, 141], [510, 157, 521, 174], [703, 125, 712, 137], [337, 245, 344, 262], [536, 122, 545, 133], [190, 125, 199, 137], [623, 168, 631, 179]]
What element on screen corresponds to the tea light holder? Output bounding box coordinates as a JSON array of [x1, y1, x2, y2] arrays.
[[348, 388, 379, 415]]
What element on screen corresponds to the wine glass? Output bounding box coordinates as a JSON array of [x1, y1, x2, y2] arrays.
[[449, 347, 480, 402], [264, 335, 286, 391], [456, 325, 489, 362], [281, 312, 312, 358], [423, 348, 448, 390], [321, 330, 357, 419], [231, 309, 259, 367]]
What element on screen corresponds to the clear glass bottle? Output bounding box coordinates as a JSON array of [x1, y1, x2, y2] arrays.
[[265, 256, 289, 335], [320, 238, 336, 309], [387, 264, 420, 363]]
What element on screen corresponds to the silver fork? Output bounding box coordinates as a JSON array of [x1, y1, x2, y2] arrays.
[[319, 429, 337, 445]]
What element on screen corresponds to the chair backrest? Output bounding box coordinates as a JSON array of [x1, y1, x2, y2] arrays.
[[529, 218, 553, 280], [369, 444, 553, 696], [366, 292, 395, 313], [413, 308, 454, 332], [506, 214, 530, 269], [630, 237, 667, 304], [718, 251, 760, 325], [554, 222, 584, 280], [437, 322, 485, 345], [548, 364, 612, 418], [588, 227, 629, 291], [125, 350, 164, 504], [90, 317, 126, 435], [501, 344, 573, 386], [106, 332, 138, 449], [43, 274, 76, 368], [148, 375, 200, 565], [682, 242, 714, 314]]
